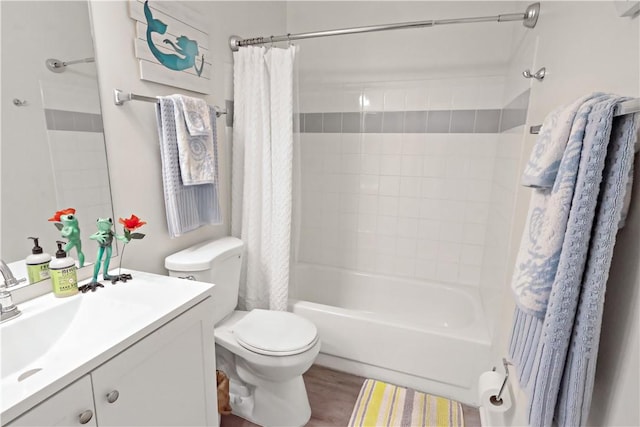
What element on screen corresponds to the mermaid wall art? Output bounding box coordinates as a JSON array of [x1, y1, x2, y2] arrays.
[[143, 0, 205, 77]]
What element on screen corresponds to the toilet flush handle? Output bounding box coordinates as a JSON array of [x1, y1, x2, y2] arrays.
[[178, 275, 196, 281], [78, 410, 93, 424], [106, 390, 120, 403]]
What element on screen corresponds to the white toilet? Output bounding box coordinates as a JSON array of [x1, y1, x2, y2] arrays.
[[165, 237, 320, 427]]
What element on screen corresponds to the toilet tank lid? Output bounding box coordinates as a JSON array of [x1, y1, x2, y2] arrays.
[[165, 237, 243, 272]]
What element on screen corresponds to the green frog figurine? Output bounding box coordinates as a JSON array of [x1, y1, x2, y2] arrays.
[[48, 208, 85, 268], [82, 218, 129, 292]]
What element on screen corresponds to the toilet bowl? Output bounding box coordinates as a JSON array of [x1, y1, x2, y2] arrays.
[[215, 310, 321, 426], [165, 237, 320, 427]]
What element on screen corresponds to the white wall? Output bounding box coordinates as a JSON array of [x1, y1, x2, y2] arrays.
[[286, 1, 520, 84], [491, 2, 640, 425], [89, 1, 286, 274]]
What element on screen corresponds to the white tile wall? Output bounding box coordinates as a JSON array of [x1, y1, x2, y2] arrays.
[[297, 76, 505, 287], [481, 128, 524, 291], [300, 134, 495, 284], [301, 76, 505, 113]]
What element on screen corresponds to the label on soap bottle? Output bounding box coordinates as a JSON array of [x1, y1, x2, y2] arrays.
[[51, 266, 78, 297], [27, 262, 50, 284]]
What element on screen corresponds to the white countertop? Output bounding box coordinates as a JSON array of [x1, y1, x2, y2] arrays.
[[1, 269, 214, 423]]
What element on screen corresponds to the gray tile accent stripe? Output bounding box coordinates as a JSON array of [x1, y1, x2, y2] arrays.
[[382, 111, 403, 133], [322, 112, 342, 133], [364, 112, 383, 133], [304, 113, 323, 133], [476, 110, 501, 133], [299, 106, 516, 134], [500, 89, 530, 132], [450, 110, 475, 133], [404, 111, 427, 133], [427, 110, 451, 133], [342, 112, 362, 133], [45, 109, 103, 133]]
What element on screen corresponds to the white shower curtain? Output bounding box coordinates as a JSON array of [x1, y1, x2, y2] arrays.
[[231, 46, 297, 311]]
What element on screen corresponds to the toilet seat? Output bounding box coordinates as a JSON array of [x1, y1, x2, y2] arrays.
[[233, 309, 318, 356]]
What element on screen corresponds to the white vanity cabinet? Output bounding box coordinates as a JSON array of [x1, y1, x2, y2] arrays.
[[92, 297, 216, 426], [7, 376, 96, 427], [6, 297, 217, 427]]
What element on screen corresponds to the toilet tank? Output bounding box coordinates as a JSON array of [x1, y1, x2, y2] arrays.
[[165, 237, 243, 324]]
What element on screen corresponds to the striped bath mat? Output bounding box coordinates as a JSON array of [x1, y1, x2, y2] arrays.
[[348, 379, 464, 427]]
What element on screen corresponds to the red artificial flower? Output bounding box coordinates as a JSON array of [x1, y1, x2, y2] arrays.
[[119, 214, 147, 231], [48, 208, 76, 222]]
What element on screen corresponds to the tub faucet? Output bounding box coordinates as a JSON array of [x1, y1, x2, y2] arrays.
[[0, 259, 24, 323]]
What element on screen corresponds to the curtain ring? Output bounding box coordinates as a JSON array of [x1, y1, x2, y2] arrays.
[[269, 35, 274, 48], [287, 33, 292, 47]]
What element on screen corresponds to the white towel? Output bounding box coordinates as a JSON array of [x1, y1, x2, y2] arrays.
[[178, 95, 211, 136], [170, 95, 216, 185], [156, 98, 221, 238], [522, 94, 597, 189]]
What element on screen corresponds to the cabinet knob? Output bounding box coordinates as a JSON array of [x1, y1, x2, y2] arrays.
[[106, 390, 120, 403], [78, 409, 93, 424]]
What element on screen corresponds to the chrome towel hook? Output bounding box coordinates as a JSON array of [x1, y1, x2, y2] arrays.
[[523, 67, 546, 81]]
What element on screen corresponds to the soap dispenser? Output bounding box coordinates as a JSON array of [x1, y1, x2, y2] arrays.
[[26, 236, 51, 284], [50, 240, 78, 297]]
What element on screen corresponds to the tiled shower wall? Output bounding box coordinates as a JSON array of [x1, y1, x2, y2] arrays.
[[297, 76, 507, 286], [481, 90, 530, 289], [480, 31, 537, 337]]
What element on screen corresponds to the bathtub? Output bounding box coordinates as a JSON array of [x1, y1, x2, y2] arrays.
[[288, 263, 492, 405]]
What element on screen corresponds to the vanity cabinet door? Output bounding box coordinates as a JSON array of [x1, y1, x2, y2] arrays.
[[7, 375, 96, 427], [91, 298, 217, 427]]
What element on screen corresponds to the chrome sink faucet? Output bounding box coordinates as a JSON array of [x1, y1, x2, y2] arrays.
[[0, 259, 25, 323]]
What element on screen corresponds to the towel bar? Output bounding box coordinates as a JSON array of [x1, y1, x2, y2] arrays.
[[113, 89, 228, 118], [530, 98, 640, 134]]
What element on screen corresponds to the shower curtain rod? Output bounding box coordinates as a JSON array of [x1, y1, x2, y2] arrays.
[[229, 3, 540, 51]]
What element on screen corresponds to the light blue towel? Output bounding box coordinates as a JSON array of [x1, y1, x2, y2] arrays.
[[509, 94, 638, 427], [156, 98, 221, 238], [511, 93, 607, 317], [554, 111, 637, 426]]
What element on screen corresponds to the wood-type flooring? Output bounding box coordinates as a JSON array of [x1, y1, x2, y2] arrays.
[[220, 365, 482, 427]]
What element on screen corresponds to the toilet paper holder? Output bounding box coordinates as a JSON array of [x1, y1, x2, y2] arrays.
[[490, 358, 512, 406]]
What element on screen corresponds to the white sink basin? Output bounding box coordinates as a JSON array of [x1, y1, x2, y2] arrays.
[[1, 295, 81, 380], [0, 269, 214, 422]]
